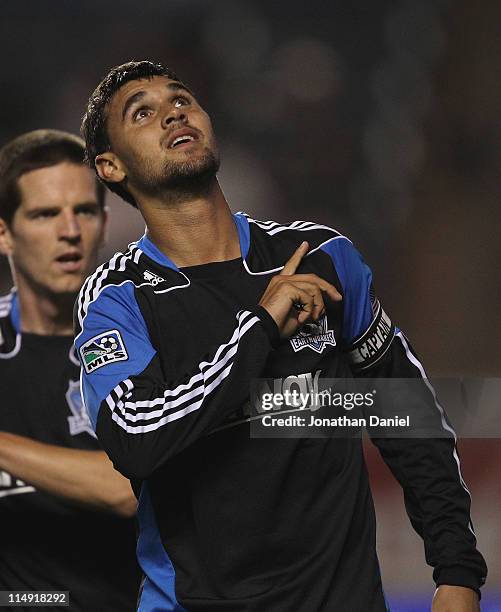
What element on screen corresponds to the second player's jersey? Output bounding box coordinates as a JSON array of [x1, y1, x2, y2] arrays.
[[75, 214, 486, 611], [0, 292, 140, 611]]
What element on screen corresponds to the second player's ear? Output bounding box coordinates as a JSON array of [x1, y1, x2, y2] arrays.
[[95, 152, 127, 184], [0, 217, 14, 256]]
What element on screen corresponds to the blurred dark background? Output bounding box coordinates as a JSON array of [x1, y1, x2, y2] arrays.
[[1, 1, 499, 608]]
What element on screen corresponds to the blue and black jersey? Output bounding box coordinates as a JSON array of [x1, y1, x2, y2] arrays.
[[75, 213, 486, 612], [0, 291, 140, 611]]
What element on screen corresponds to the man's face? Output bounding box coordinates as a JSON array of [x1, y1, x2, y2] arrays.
[[0, 162, 106, 297], [102, 75, 220, 196]]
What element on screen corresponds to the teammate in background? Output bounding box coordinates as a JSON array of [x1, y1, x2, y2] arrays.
[[0, 130, 140, 611], [77, 61, 486, 611]]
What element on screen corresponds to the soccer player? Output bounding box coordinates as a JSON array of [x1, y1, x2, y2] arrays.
[[0, 130, 140, 611], [76, 61, 486, 611]]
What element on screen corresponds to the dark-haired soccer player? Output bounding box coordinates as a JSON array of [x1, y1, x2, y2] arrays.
[[76, 61, 486, 611], [0, 130, 140, 611]]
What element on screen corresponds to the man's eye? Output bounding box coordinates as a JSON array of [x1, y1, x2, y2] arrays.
[[76, 206, 98, 217], [133, 107, 152, 121], [173, 97, 189, 108], [34, 211, 57, 219]]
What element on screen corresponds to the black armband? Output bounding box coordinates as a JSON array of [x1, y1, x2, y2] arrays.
[[346, 300, 395, 371]]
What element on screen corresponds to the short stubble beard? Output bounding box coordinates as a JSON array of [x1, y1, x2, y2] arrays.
[[134, 147, 221, 201]]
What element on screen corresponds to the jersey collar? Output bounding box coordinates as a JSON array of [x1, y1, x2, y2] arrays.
[[136, 233, 178, 271], [136, 213, 251, 270]]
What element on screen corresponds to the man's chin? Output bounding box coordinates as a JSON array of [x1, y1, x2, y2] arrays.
[[49, 276, 87, 299], [163, 153, 220, 188]]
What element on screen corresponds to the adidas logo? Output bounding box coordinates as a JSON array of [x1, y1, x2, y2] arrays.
[[143, 270, 165, 286]]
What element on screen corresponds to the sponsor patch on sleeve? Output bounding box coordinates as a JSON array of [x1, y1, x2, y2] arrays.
[[346, 300, 395, 370], [80, 329, 128, 374]]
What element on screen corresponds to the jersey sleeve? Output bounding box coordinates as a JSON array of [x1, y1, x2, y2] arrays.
[[74, 282, 276, 480], [321, 237, 487, 595]]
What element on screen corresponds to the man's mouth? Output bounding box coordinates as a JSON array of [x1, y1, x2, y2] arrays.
[[171, 135, 196, 148], [166, 128, 199, 149], [55, 252, 83, 272]]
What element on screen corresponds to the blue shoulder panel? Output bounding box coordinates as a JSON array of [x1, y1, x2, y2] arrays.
[[233, 213, 250, 258], [76, 282, 156, 429], [320, 237, 373, 343], [137, 482, 185, 612], [10, 292, 20, 334], [137, 234, 179, 271]]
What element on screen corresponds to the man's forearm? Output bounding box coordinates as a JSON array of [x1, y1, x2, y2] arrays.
[[432, 585, 480, 612], [0, 431, 136, 517]]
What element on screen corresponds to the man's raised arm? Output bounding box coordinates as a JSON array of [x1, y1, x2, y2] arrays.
[[75, 242, 341, 480]]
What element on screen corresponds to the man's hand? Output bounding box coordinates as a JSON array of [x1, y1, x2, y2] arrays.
[[259, 241, 342, 339], [432, 585, 480, 612]]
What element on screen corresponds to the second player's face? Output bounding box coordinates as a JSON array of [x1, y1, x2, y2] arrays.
[[0, 162, 106, 297], [103, 75, 220, 196]]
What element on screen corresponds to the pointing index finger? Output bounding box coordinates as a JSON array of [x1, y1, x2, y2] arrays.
[[281, 241, 309, 276]]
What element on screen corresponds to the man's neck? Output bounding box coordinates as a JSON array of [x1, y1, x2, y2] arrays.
[[14, 280, 75, 335], [138, 179, 241, 268]]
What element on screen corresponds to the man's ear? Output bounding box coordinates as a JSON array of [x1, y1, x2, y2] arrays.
[[0, 217, 14, 257], [95, 152, 127, 184]]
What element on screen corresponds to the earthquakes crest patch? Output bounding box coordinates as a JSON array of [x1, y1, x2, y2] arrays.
[[80, 329, 128, 374], [66, 379, 96, 437], [290, 315, 336, 354]]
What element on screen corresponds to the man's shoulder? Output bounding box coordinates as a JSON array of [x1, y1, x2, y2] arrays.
[[0, 291, 15, 320], [74, 240, 182, 332], [239, 213, 351, 273], [243, 214, 347, 248], [0, 290, 19, 357], [75, 243, 145, 328]]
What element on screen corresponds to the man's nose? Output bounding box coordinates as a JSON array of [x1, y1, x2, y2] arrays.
[[59, 211, 81, 243], [162, 106, 186, 128]]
